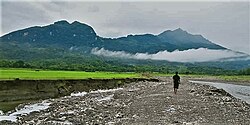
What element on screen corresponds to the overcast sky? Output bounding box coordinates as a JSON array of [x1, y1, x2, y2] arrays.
[[1, 0, 249, 54]]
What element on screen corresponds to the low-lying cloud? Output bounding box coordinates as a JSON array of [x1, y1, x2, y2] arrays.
[[91, 48, 249, 62]]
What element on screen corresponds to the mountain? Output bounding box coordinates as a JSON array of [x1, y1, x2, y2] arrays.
[[1, 20, 250, 72], [1, 20, 249, 70], [0, 20, 102, 60], [99, 34, 177, 54], [1, 20, 226, 55], [1, 20, 98, 49], [158, 28, 225, 50]]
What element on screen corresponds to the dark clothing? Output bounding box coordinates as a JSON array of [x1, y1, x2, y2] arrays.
[[173, 74, 180, 83], [174, 83, 179, 89], [173, 74, 180, 89]]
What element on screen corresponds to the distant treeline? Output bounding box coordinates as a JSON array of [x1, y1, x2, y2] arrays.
[[0, 59, 248, 75], [238, 68, 250, 75]]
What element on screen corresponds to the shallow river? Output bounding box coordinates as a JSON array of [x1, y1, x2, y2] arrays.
[[189, 80, 250, 104]]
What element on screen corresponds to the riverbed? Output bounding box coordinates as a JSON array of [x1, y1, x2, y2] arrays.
[[1, 77, 249, 124]]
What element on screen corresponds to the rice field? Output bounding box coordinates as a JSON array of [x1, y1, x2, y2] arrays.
[[0, 68, 141, 80]]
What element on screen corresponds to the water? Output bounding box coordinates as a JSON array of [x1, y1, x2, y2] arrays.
[[189, 80, 250, 104], [0, 101, 51, 122], [0, 88, 123, 122]]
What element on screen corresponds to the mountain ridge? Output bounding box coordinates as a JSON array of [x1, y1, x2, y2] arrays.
[[2, 20, 248, 66], [1, 20, 225, 49]]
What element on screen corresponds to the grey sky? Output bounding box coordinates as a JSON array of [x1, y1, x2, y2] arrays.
[[1, 0, 249, 54]]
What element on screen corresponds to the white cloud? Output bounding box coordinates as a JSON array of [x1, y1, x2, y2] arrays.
[[91, 48, 249, 62]]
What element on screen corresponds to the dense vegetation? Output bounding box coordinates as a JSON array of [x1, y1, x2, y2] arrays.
[[1, 59, 247, 75], [239, 68, 250, 75]]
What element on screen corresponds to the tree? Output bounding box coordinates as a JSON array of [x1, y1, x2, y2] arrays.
[[13, 60, 25, 68]]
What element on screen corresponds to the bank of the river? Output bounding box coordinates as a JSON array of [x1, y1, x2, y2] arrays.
[[190, 80, 250, 104], [0, 77, 249, 124], [187, 75, 250, 86], [0, 78, 159, 113]]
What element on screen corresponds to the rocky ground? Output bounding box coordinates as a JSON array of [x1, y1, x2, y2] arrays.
[[1, 77, 250, 125]]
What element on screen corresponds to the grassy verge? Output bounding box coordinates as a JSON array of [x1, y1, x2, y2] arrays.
[[0, 68, 141, 80], [182, 74, 250, 83], [216, 75, 250, 83], [1, 68, 249, 82]]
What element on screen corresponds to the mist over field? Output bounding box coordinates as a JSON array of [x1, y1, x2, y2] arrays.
[[91, 48, 248, 62]]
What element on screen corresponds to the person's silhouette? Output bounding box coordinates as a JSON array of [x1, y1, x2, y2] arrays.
[[173, 72, 180, 94]]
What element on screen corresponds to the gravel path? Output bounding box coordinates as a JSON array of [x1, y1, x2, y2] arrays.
[[1, 77, 250, 125]]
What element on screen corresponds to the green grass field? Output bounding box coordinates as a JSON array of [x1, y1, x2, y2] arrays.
[[183, 74, 250, 83], [0, 68, 141, 80], [1, 68, 249, 82], [217, 75, 250, 82]]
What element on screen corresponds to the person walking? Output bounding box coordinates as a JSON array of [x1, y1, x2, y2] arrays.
[[173, 72, 180, 94]]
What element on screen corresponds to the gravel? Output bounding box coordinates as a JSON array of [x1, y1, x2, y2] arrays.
[[1, 77, 249, 125]]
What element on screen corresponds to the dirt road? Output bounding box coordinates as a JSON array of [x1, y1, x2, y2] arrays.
[[1, 77, 250, 125]]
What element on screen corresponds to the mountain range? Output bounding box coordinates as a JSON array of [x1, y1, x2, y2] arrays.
[[0, 20, 225, 53], [0, 20, 249, 70]]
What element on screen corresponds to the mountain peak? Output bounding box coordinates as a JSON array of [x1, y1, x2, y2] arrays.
[[175, 28, 184, 31], [54, 20, 70, 25], [71, 21, 90, 27], [159, 28, 187, 36], [158, 28, 226, 50], [71, 21, 81, 25], [173, 28, 188, 34], [53, 20, 84, 26]]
